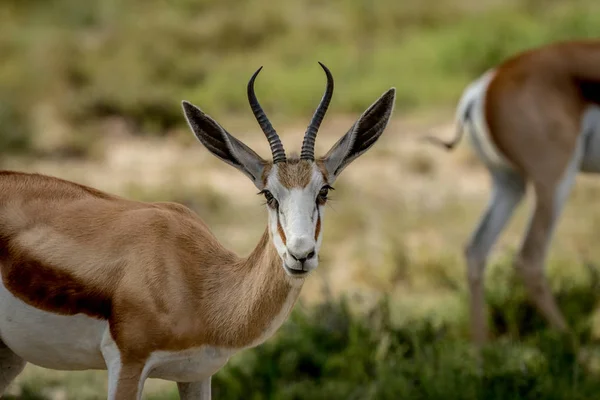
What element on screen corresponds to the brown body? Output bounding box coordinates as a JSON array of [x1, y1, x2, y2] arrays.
[[0, 170, 293, 361], [426, 39, 600, 346], [486, 40, 600, 177]]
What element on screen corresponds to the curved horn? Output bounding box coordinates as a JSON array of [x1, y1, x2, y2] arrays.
[[300, 62, 334, 161], [247, 66, 286, 164]]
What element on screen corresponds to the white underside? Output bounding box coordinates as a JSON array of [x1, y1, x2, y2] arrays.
[[0, 282, 229, 383], [0, 282, 107, 370]]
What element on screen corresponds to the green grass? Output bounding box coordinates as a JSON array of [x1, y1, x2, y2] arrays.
[[3, 0, 600, 155], [8, 256, 600, 399], [185, 276, 600, 400]]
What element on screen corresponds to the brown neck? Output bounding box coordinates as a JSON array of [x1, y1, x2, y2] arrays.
[[198, 227, 303, 348]]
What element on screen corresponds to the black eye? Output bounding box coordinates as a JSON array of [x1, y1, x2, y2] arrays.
[[259, 190, 278, 208], [317, 185, 333, 205]]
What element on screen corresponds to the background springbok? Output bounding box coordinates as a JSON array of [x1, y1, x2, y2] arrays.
[[0, 63, 396, 399], [424, 39, 600, 346]]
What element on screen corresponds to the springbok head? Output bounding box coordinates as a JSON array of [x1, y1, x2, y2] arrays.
[[182, 63, 396, 278]]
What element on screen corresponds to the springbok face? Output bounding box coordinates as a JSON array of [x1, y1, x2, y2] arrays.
[[182, 63, 396, 278]]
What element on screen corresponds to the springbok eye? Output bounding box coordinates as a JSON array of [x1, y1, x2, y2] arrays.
[[317, 185, 333, 205], [259, 190, 278, 209]]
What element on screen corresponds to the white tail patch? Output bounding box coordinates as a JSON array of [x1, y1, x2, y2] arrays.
[[459, 70, 514, 170]]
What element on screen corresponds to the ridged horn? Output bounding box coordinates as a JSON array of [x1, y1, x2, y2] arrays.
[[300, 62, 334, 160], [247, 66, 286, 163]]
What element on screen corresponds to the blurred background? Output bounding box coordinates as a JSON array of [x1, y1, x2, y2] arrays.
[[4, 0, 600, 398]]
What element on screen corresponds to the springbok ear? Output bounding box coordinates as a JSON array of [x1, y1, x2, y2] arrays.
[[182, 101, 267, 189], [321, 88, 396, 182]]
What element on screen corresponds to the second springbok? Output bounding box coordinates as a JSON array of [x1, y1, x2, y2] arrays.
[[0, 63, 396, 399], [425, 39, 600, 346]]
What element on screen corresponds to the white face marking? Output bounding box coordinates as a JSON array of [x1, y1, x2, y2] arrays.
[[265, 164, 327, 278]]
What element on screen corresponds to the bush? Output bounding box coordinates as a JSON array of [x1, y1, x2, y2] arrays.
[[210, 284, 600, 400]]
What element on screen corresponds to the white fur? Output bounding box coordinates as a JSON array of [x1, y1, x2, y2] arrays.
[[580, 106, 600, 172], [101, 332, 123, 400], [459, 69, 513, 170], [0, 283, 106, 370], [144, 347, 234, 383], [265, 165, 326, 275]]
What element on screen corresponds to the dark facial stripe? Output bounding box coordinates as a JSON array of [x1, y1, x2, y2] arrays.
[[277, 216, 287, 245], [314, 208, 321, 241]]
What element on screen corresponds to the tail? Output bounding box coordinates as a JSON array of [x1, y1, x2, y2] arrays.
[[421, 103, 473, 151], [420, 80, 479, 151]]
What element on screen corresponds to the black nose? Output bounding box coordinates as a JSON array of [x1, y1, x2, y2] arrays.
[[290, 249, 316, 264]]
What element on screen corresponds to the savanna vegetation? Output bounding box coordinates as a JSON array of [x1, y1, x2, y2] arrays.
[[4, 0, 600, 398]]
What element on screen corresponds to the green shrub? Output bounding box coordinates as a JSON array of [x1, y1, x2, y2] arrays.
[[209, 286, 600, 400], [0, 97, 31, 155]]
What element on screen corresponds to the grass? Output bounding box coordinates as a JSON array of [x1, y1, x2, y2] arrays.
[[3, 0, 600, 155], [9, 289, 600, 400], [208, 292, 600, 400]]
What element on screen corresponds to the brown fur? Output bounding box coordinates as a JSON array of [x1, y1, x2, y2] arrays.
[[261, 162, 273, 186], [0, 171, 301, 361], [485, 40, 600, 179], [277, 158, 314, 188], [315, 159, 330, 183], [0, 234, 117, 319]]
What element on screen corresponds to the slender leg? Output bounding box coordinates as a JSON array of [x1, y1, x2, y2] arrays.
[[178, 378, 212, 400], [465, 168, 526, 346], [105, 356, 145, 400], [513, 137, 584, 333], [0, 340, 26, 394], [102, 330, 145, 400], [514, 186, 569, 332], [113, 362, 145, 400]]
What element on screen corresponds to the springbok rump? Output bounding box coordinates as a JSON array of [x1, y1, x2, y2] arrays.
[[0, 63, 396, 399], [425, 39, 600, 346]]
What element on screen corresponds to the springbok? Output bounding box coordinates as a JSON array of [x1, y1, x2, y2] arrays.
[[0, 63, 396, 399], [424, 39, 600, 346]]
